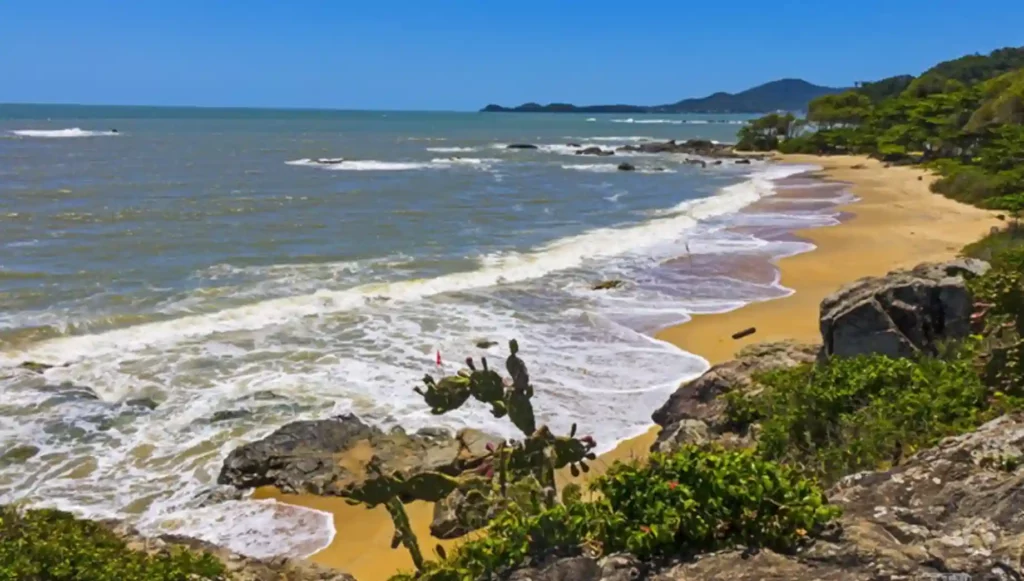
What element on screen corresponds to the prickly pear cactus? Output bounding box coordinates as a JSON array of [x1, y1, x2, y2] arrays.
[[465, 356, 508, 417], [353, 339, 602, 574], [401, 471, 463, 503], [414, 373, 471, 414], [385, 497, 425, 571], [504, 340, 537, 436]]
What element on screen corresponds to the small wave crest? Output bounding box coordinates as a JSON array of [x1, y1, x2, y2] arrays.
[[286, 157, 498, 171], [426, 146, 478, 153], [10, 165, 804, 363], [10, 128, 120, 138], [611, 118, 683, 125]]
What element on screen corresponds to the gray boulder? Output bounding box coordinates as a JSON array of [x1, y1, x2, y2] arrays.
[[217, 413, 500, 496], [819, 258, 990, 359]]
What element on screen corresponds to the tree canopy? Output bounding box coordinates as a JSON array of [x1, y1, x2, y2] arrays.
[[736, 45, 1024, 212]]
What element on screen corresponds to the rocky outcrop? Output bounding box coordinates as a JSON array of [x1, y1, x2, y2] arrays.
[[577, 147, 615, 156], [616, 139, 764, 159], [820, 258, 990, 359], [105, 520, 355, 581], [617, 163, 635, 171], [217, 414, 500, 496], [650, 341, 818, 453], [507, 144, 539, 150]]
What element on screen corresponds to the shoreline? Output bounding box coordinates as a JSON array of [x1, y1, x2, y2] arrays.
[[265, 154, 1000, 581]]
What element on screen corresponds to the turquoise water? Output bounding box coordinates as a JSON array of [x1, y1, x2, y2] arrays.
[[0, 105, 840, 556]]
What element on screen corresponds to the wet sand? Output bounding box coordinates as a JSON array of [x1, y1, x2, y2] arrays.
[[266, 154, 1000, 580]]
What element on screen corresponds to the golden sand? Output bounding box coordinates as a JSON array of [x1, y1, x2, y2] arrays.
[[264, 155, 999, 580], [658, 154, 999, 365]]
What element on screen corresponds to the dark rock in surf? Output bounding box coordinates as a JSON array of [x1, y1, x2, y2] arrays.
[[617, 163, 636, 171], [506, 144, 539, 150], [124, 397, 159, 411], [210, 409, 251, 423], [0, 444, 40, 465], [475, 340, 499, 349], [592, 280, 625, 290], [577, 148, 614, 157], [19, 361, 56, 374], [734, 158, 752, 164]]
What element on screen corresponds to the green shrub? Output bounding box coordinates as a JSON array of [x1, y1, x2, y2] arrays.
[[727, 348, 1001, 481], [403, 446, 838, 580], [0, 505, 226, 581], [591, 447, 838, 558], [967, 236, 1024, 393], [963, 224, 1024, 264]]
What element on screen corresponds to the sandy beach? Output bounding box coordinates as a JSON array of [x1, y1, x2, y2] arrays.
[[263, 154, 1000, 581]]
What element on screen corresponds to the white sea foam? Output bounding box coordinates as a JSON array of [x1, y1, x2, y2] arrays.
[[586, 118, 597, 122], [286, 158, 436, 171], [10, 128, 120, 138], [561, 163, 619, 173], [430, 157, 501, 166], [286, 158, 497, 171], [143, 500, 335, 560], [611, 118, 684, 125], [426, 146, 479, 153], [576, 136, 653, 142]]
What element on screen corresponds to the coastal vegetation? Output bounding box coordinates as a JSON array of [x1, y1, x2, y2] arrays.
[[724, 227, 1024, 483], [0, 505, 225, 581], [736, 46, 1024, 212], [382, 224, 1024, 579]]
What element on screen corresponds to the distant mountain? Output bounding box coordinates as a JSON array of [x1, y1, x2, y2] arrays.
[[481, 79, 847, 114]]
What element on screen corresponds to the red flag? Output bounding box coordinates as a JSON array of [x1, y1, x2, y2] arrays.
[[436, 350, 442, 367]]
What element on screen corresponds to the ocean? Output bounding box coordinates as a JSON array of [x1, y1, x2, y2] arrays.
[[0, 105, 847, 558]]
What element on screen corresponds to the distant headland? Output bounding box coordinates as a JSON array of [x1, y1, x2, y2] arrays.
[[481, 78, 846, 114]]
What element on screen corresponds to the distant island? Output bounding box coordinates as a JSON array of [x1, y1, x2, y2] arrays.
[[481, 79, 847, 114]]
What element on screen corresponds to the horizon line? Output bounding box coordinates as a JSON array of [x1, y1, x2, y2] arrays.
[[0, 101, 476, 114]]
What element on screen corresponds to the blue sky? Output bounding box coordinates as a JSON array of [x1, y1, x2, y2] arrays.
[[1, 0, 1022, 110]]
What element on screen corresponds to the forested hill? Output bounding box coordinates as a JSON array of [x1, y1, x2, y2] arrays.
[[736, 45, 1024, 213], [480, 79, 846, 114]]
